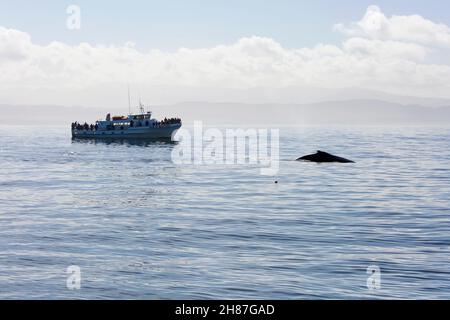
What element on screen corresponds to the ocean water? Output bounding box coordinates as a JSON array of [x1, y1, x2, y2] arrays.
[[0, 125, 449, 300]]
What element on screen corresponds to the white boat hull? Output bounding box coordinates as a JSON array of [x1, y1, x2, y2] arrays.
[[72, 124, 181, 140]]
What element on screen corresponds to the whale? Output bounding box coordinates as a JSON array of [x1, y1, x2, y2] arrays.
[[297, 151, 355, 163]]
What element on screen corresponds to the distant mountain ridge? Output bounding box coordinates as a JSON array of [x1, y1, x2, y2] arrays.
[[6, 84, 450, 109], [1, 99, 450, 126]]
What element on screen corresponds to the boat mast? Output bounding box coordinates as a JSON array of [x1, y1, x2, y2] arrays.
[[127, 84, 131, 115], [139, 91, 145, 114]]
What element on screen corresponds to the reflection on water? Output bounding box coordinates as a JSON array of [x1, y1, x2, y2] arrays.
[[0, 125, 450, 299], [72, 137, 177, 147]]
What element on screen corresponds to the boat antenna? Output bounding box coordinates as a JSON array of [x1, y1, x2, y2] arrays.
[[127, 84, 131, 115], [138, 89, 144, 114]]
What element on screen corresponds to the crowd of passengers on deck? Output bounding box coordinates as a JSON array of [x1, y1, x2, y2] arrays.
[[72, 122, 98, 131], [158, 117, 182, 125], [71, 117, 181, 131]]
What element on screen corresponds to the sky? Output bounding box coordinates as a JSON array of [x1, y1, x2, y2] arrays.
[[2, 0, 450, 50], [1, 1, 450, 107]]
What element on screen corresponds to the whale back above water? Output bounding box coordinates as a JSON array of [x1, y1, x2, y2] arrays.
[[297, 151, 355, 163]]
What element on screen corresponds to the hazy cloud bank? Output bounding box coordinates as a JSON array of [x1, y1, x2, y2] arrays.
[[1, 6, 450, 106]]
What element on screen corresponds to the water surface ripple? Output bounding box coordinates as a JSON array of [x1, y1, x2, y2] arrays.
[[0, 125, 449, 299]]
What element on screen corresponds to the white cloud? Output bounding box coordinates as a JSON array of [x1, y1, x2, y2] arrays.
[[334, 5, 450, 47], [0, 27, 32, 62], [1, 6, 450, 106]]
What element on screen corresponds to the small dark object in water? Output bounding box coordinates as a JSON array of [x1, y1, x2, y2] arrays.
[[297, 151, 355, 163], [274, 181, 278, 184]]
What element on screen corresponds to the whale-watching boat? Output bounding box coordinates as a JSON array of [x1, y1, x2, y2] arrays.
[[71, 103, 181, 140]]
